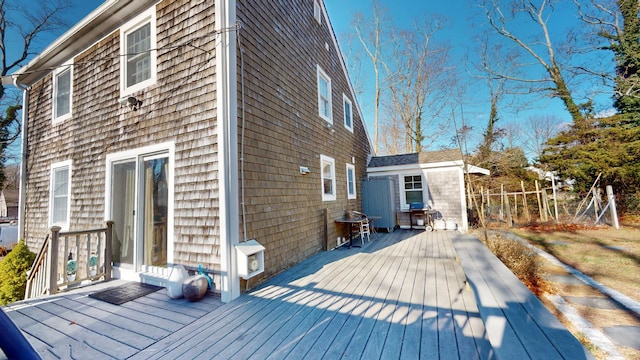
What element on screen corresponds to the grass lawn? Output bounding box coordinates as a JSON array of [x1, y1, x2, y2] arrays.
[[510, 224, 640, 303]]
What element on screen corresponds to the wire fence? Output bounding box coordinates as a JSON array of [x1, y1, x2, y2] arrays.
[[467, 182, 619, 229]]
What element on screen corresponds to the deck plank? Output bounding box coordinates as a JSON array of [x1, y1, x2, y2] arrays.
[[3, 231, 593, 360], [302, 250, 390, 358], [14, 306, 138, 359]]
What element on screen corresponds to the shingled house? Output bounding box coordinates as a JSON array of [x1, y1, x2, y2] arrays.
[[366, 149, 489, 232], [13, 0, 372, 302]]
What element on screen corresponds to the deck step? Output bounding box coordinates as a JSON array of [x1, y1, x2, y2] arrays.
[[139, 266, 171, 287], [452, 234, 594, 360]]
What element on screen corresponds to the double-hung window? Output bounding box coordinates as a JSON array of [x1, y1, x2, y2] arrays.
[[313, 1, 322, 24], [321, 155, 336, 201], [343, 94, 353, 132], [403, 175, 423, 207], [121, 7, 157, 95], [346, 163, 356, 199], [50, 160, 72, 228], [53, 63, 73, 123], [317, 65, 332, 123]]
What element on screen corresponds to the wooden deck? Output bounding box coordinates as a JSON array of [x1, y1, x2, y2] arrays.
[[3, 230, 588, 359]]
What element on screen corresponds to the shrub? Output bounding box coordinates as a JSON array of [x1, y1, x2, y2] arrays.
[[486, 235, 551, 296], [0, 240, 36, 305]]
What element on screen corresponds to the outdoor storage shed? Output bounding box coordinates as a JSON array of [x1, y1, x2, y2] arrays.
[[361, 177, 396, 232]]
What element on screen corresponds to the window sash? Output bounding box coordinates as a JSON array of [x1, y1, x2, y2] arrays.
[[51, 167, 70, 225], [317, 66, 332, 122], [55, 69, 71, 118], [126, 23, 151, 87], [343, 94, 353, 131], [347, 164, 356, 199], [403, 175, 423, 205], [321, 156, 336, 201]]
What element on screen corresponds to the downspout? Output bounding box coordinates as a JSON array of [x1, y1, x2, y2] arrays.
[[216, 0, 240, 302], [14, 78, 30, 241]]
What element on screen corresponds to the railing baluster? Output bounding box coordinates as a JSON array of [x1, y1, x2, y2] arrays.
[[48, 227, 60, 295], [25, 222, 115, 299]]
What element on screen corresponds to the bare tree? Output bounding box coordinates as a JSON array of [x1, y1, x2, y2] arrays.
[[383, 17, 457, 153], [523, 114, 562, 160], [353, 1, 391, 154], [0, 0, 69, 187], [481, 0, 591, 127]]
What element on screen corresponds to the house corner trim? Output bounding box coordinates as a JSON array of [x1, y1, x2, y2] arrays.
[[216, 0, 240, 303]]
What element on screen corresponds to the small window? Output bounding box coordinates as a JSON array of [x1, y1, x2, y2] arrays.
[[53, 64, 73, 123], [346, 163, 356, 199], [343, 94, 353, 132], [317, 65, 332, 123], [120, 7, 156, 95], [403, 175, 423, 207], [314, 1, 322, 24], [321, 155, 336, 201], [50, 160, 72, 228]]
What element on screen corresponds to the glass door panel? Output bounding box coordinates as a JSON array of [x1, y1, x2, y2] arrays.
[[142, 156, 169, 267], [111, 160, 136, 268]]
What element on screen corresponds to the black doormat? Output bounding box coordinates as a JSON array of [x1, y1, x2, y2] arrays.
[[89, 282, 163, 305]]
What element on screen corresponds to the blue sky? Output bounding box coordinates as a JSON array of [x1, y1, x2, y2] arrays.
[[9, 0, 615, 159]]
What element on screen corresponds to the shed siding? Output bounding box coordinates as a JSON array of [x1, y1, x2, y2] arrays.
[[426, 169, 463, 225], [237, 0, 371, 281]]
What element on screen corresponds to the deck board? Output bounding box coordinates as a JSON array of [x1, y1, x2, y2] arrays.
[[3, 230, 591, 359]]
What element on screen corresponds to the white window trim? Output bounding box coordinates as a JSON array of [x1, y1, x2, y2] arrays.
[[321, 155, 336, 201], [400, 173, 425, 210], [52, 61, 73, 124], [346, 163, 356, 199], [49, 160, 72, 230], [313, 1, 322, 24], [120, 6, 157, 97], [343, 94, 353, 132], [317, 65, 332, 123]]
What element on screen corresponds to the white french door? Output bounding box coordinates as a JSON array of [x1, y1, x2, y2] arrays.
[[106, 144, 173, 275]]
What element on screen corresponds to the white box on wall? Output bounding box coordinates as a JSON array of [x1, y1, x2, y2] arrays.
[[235, 239, 265, 279]]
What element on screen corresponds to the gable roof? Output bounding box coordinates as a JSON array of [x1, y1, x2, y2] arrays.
[[368, 149, 463, 168], [368, 149, 489, 175], [13, 0, 159, 85]]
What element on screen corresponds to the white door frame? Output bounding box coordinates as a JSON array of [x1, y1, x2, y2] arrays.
[[105, 142, 175, 280]]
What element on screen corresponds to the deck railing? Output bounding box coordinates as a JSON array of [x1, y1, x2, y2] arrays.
[[25, 221, 113, 299]]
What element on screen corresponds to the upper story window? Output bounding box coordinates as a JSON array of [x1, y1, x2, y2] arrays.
[[321, 155, 336, 201], [346, 163, 356, 199], [343, 94, 353, 132], [120, 7, 157, 95], [53, 62, 73, 123], [50, 160, 72, 229], [313, 1, 322, 24], [317, 65, 332, 123], [402, 175, 423, 209]]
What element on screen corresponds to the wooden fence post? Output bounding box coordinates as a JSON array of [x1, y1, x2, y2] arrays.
[[521, 181, 530, 222], [47, 226, 61, 295], [535, 180, 544, 222]]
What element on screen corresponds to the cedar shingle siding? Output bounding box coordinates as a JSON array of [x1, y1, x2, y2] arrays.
[[24, 1, 221, 267], [237, 0, 371, 277], [22, 0, 371, 286]]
